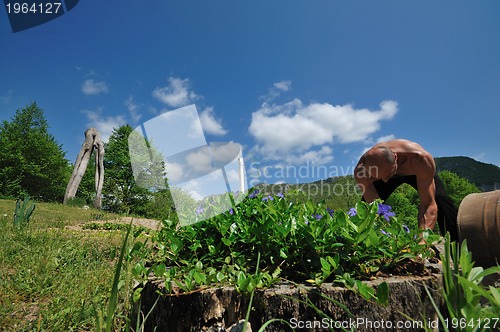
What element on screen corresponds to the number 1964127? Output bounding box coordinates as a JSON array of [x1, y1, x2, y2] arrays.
[[5, 2, 62, 14]]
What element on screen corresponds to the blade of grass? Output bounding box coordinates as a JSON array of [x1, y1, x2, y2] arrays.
[[105, 219, 133, 332], [423, 284, 449, 332], [242, 252, 261, 332]]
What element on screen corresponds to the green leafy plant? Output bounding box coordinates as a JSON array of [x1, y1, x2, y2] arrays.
[[94, 220, 132, 332], [136, 190, 438, 303], [425, 234, 500, 332], [13, 194, 35, 228], [93, 220, 156, 332]]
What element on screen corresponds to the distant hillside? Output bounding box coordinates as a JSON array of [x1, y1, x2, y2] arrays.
[[252, 156, 499, 198], [435, 156, 500, 192]]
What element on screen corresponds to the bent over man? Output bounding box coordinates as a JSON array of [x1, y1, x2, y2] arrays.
[[353, 139, 458, 241]]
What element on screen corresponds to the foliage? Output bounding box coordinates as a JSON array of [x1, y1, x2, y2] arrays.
[[255, 176, 362, 211], [102, 124, 178, 219], [385, 183, 420, 231], [0, 102, 70, 201], [142, 188, 193, 224], [103, 125, 152, 215], [94, 221, 133, 332], [438, 170, 481, 208], [64, 196, 87, 207], [425, 234, 500, 331], [318, 176, 361, 211], [13, 195, 35, 229], [134, 191, 439, 303], [435, 156, 500, 192], [257, 170, 479, 235], [83, 221, 149, 234]]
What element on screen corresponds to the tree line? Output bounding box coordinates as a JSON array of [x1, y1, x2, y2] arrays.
[[0, 102, 480, 223], [0, 102, 182, 220]]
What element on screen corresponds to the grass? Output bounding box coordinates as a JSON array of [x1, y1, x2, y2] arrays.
[[0, 199, 138, 331]]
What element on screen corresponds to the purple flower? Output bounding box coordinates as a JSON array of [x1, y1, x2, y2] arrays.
[[348, 208, 357, 216], [229, 208, 234, 215], [262, 195, 274, 202], [277, 192, 285, 199], [380, 229, 390, 236], [403, 225, 410, 233], [326, 208, 334, 217], [312, 214, 323, 220], [377, 203, 396, 222], [248, 190, 259, 199], [195, 205, 204, 215]]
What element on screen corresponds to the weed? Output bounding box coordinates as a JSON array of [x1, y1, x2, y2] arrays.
[[13, 195, 35, 228], [425, 233, 500, 331]]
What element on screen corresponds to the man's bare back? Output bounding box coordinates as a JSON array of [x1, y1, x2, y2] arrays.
[[354, 139, 438, 232]]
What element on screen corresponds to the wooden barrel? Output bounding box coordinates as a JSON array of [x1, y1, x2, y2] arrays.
[[457, 190, 500, 267]]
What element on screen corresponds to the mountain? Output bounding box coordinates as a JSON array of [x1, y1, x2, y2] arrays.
[[251, 156, 499, 196], [434, 156, 500, 192]]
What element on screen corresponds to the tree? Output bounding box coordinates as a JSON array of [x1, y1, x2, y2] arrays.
[[384, 172, 480, 230], [385, 183, 420, 230], [324, 176, 362, 211], [0, 102, 69, 201], [438, 170, 481, 207], [103, 124, 192, 219], [103, 125, 167, 215]]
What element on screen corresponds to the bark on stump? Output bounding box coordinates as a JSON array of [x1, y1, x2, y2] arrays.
[[136, 272, 443, 332]]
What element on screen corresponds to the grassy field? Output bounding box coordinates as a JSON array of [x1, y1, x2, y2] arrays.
[[0, 199, 136, 331]]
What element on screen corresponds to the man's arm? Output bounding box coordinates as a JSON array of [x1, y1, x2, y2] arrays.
[[414, 153, 438, 230], [354, 164, 379, 202], [416, 176, 438, 230]]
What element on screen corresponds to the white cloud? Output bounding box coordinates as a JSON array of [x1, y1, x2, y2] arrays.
[[283, 146, 334, 165], [185, 147, 214, 174], [125, 95, 142, 123], [81, 79, 109, 96], [200, 107, 228, 136], [248, 99, 398, 164], [82, 108, 127, 142], [376, 134, 396, 143], [152, 77, 197, 108], [261, 80, 292, 103], [175, 180, 205, 201], [274, 80, 292, 92], [164, 161, 184, 183]]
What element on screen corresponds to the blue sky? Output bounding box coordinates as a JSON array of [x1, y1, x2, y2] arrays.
[[1, 0, 499, 188]]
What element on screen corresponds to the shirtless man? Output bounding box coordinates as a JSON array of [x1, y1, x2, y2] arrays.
[[354, 139, 458, 241]]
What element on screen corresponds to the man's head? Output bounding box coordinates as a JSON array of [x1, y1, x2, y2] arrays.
[[361, 146, 397, 182]]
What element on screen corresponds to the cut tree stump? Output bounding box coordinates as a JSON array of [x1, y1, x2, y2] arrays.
[[135, 270, 443, 332]]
